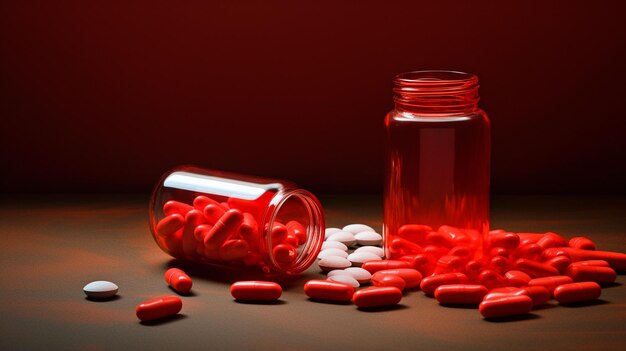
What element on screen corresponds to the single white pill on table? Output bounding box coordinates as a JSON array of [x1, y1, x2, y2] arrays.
[[322, 241, 349, 251], [342, 224, 376, 234], [325, 228, 342, 240], [328, 274, 360, 288], [317, 248, 349, 260], [345, 267, 373, 284], [347, 252, 382, 266], [327, 269, 353, 278], [83, 281, 119, 299], [327, 231, 356, 247], [318, 256, 352, 272], [355, 246, 385, 258], [354, 231, 383, 246]]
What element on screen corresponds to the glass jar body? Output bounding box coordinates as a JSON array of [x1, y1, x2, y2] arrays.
[[384, 109, 491, 259], [149, 166, 325, 275]]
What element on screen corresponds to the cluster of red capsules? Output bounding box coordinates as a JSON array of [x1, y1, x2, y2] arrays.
[[154, 195, 308, 271]]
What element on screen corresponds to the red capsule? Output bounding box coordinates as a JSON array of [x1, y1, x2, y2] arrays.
[[164, 268, 193, 294], [163, 200, 194, 216], [435, 284, 488, 305], [219, 239, 250, 261], [517, 233, 544, 245], [545, 255, 571, 274], [238, 212, 259, 249], [433, 255, 466, 275], [353, 286, 402, 309], [156, 214, 185, 238], [488, 232, 520, 250], [554, 282, 601, 304], [478, 269, 507, 290], [489, 256, 511, 275], [304, 280, 355, 302], [230, 281, 282, 301], [555, 248, 626, 271], [420, 273, 469, 295], [181, 210, 206, 258], [193, 195, 225, 211], [397, 224, 432, 243], [372, 275, 406, 291], [513, 258, 559, 278], [528, 276, 573, 295], [286, 220, 307, 245], [568, 236, 596, 250], [390, 238, 423, 255], [465, 260, 485, 282], [399, 254, 433, 275], [489, 247, 510, 258], [272, 243, 297, 265], [519, 286, 551, 306], [203, 203, 226, 224], [536, 232, 567, 250], [204, 209, 244, 251], [372, 268, 422, 288], [483, 287, 525, 301], [479, 295, 533, 319], [362, 260, 411, 274], [271, 223, 288, 246], [513, 243, 542, 261], [449, 246, 472, 258], [571, 260, 610, 267], [136, 296, 183, 322], [504, 270, 532, 287], [565, 265, 616, 284]]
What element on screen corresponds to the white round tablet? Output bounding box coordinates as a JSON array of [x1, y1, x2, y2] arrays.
[[327, 231, 356, 247], [318, 256, 352, 272], [347, 252, 382, 266], [317, 248, 349, 260], [354, 231, 383, 246], [322, 241, 349, 251], [324, 228, 342, 240], [83, 281, 119, 299], [342, 224, 376, 234], [355, 246, 385, 258]]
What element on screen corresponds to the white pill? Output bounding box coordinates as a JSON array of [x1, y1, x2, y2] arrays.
[[327, 231, 356, 247], [345, 267, 373, 284], [354, 231, 383, 246], [327, 269, 352, 278], [322, 241, 348, 251], [324, 228, 342, 240], [317, 248, 349, 260], [318, 256, 352, 272], [328, 274, 360, 288], [83, 281, 119, 299], [347, 252, 382, 266], [342, 224, 376, 234], [355, 246, 385, 258]]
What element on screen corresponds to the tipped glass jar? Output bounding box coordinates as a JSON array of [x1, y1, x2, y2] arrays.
[[149, 166, 325, 275], [384, 70, 491, 260]]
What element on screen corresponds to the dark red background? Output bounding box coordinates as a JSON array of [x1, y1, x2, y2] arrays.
[[2, 1, 625, 194]]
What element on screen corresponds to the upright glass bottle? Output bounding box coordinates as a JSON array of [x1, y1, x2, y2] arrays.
[[384, 70, 490, 260]]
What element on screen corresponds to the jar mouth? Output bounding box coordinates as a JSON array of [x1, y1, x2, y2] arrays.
[[262, 189, 324, 275]]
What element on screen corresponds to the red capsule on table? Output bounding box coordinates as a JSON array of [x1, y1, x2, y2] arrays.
[[304, 280, 355, 302], [568, 236, 596, 250], [557, 248, 626, 271], [554, 282, 601, 304], [545, 255, 571, 274], [565, 265, 616, 284], [570, 260, 610, 267], [230, 281, 282, 301], [504, 270, 532, 287], [479, 295, 533, 319], [353, 286, 402, 309], [519, 286, 551, 306], [372, 268, 422, 288], [536, 232, 567, 250], [421, 273, 469, 295], [136, 296, 183, 322], [372, 275, 406, 291], [362, 260, 411, 274], [435, 284, 488, 305], [164, 268, 193, 294], [513, 259, 560, 278], [528, 276, 573, 296]]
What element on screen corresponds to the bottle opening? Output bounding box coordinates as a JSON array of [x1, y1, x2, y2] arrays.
[[263, 189, 325, 275], [393, 70, 480, 114]]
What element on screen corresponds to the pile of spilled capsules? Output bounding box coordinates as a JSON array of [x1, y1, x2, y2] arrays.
[[84, 223, 625, 322]]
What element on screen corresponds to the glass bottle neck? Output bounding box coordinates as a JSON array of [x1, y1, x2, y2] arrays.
[[393, 70, 480, 115]]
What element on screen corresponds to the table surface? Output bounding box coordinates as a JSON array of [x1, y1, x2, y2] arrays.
[[1, 194, 625, 351]]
